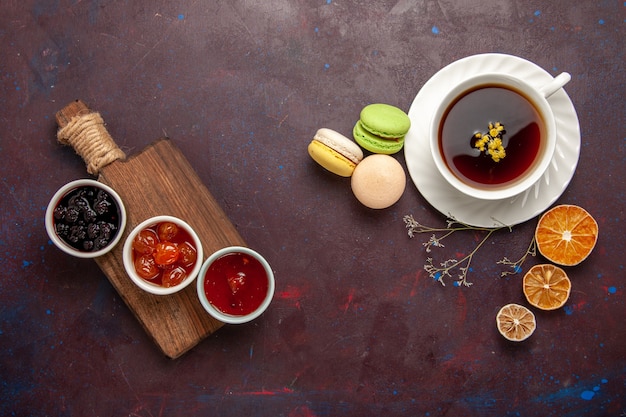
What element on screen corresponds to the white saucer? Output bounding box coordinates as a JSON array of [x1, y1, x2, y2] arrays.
[[404, 53, 580, 227]]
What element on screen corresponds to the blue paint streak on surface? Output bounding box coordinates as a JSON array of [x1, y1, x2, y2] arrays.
[[535, 384, 581, 402], [441, 353, 454, 362], [580, 390, 595, 400], [91, 280, 113, 314], [462, 393, 498, 411], [534, 375, 613, 405], [31, 1, 59, 19]]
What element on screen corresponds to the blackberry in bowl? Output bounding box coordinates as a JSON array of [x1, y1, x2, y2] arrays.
[[45, 179, 127, 258]]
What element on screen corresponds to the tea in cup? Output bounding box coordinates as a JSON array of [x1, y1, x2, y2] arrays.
[[430, 72, 570, 200]]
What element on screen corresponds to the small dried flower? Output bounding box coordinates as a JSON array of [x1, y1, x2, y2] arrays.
[[489, 122, 505, 137], [474, 122, 507, 162]]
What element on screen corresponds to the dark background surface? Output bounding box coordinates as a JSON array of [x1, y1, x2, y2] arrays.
[[1, 1, 624, 416]]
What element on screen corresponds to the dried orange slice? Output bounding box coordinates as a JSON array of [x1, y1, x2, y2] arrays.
[[496, 303, 536, 342], [523, 264, 571, 310], [535, 204, 599, 266]]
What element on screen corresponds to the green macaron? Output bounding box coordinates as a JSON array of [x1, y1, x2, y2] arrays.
[[353, 103, 411, 155], [353, 120, 405, 155], [359, 103, 411, 139]]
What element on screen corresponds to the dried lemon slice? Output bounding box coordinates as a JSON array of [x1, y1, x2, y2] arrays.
[[535, 204, 599, 266], [523, 264, 571, 310], [496, 304, 536, 342]]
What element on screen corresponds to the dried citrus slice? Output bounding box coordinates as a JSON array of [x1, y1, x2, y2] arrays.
[[496, 304, 536, 342], [535, 204, 598, 266], [523, 264, 571, 310]]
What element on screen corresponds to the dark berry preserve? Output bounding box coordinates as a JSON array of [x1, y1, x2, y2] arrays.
[[438, 85, 545, 188], [52, 185, 121, 252]]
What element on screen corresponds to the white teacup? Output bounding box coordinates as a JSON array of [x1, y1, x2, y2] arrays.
[[430, 72, 570, 200]]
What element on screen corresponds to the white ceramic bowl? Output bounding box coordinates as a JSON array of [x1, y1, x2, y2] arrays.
[[197, 246, 275, 324], [45, 179, 127, 258], [123, 215, 203, 296]]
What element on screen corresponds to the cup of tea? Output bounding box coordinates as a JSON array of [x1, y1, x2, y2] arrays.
[[429, 72, 570, 200]]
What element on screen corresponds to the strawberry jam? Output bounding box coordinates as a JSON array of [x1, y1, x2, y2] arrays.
[[203, 252, 268, 316]]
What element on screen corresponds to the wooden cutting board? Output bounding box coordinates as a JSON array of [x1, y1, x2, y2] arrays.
[[56, 100, 246, 359]]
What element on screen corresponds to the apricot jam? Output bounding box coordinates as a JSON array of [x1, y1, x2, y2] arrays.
[[131, 222, 197, 288]]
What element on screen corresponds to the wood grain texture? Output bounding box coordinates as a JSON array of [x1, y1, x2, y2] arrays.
[[94, 138, 247, 358], [56, 101, 246, 358]]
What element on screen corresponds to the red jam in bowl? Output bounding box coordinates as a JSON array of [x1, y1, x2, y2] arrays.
[[131, 221, 198, 288], [203, 252, 269, 316]]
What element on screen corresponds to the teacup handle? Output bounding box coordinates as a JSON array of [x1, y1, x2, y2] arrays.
[[539, 72, 571, 99]]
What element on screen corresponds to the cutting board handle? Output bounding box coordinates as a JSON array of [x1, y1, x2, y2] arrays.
[[56, 100, 126, 176]]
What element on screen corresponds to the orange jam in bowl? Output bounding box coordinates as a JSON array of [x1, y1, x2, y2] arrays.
[[123, 215, 203, 296]]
